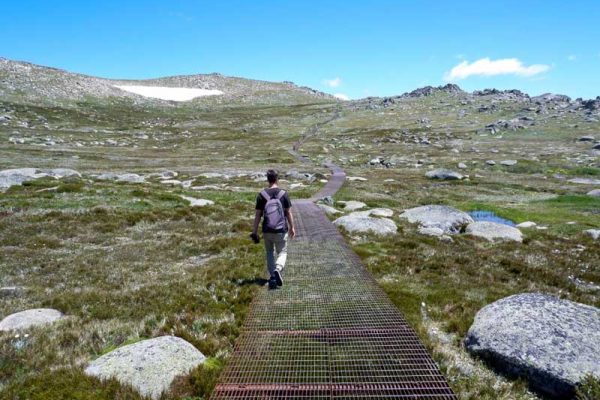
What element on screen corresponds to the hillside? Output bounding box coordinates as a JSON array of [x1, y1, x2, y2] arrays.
[[0, 58, 335, 107], [0, 58, 599, 400]]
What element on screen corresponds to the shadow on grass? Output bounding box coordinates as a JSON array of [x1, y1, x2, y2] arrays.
[[234, 277, 269, 287]]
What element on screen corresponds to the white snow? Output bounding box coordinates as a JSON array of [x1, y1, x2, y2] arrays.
[[114, 85, 223, 101]]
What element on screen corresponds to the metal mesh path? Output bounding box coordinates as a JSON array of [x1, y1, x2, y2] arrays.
[[213, 133, 455, 398], [211, 171, 457, 399]]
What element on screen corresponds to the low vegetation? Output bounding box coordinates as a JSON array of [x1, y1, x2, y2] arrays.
[[1, 65, 598, 398]]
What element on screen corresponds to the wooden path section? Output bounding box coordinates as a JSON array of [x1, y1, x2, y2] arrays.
[[211, 164, 456, 399]]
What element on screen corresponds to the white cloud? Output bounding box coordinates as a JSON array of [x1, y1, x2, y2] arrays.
[[444, 58, 550, 81], [567, 54, 577, 61], [323, 77, 342, 88], [333, 93, 349, 101]]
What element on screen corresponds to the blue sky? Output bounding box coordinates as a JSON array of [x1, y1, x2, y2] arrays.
[[2, 0, 599, 99]]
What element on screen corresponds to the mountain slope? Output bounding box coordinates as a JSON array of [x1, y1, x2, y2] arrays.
[[0, 58, 335, 107]]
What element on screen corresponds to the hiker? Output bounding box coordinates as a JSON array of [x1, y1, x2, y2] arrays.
[[251, 169, 295, 289]]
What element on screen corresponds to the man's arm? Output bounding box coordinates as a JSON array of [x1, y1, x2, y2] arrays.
[[285, 208, 296, 238], [252, 209, 263, 235]]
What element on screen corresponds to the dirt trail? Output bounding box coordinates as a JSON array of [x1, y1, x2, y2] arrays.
[[211, 113, 456, 399]]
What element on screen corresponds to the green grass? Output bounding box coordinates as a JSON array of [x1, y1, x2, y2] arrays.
[[1, 87, 599, 399]]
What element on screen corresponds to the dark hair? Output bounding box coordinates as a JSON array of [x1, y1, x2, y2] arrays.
[[266, 169, 278, 184]]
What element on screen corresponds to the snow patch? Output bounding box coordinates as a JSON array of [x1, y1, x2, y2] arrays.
[[114, 85, 223, 101]]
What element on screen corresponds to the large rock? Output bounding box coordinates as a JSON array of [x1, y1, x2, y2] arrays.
[[85, 336, 206, 399], [466, 221, 523, 242], [465, 293, 600, 398], [0, 308, 64, 331], [317, 203, 341, 215], [0, 168, 43, 188], [399, 205, 474, 234], [334, 213, 397, 236], [351, 208, 394, 218], [425, 168, 463, 180]]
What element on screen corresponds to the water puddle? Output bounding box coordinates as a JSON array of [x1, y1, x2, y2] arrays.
[[468, 210, 515, 226]]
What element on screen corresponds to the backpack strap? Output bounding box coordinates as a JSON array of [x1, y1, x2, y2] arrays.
[[276, 190, 286, 200], [260, 190, 270, 201]]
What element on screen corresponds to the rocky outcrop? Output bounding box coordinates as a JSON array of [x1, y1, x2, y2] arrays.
[[399, 205, 474, 234], [466, 221, 523, 242], [403, 84, 463, 98], [0, 308, 64, 331], [85, 336, 206, 399], [465, 293, 600, 398]]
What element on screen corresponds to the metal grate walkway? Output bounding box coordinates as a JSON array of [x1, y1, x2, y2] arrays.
[[211, 175, 457, 399]]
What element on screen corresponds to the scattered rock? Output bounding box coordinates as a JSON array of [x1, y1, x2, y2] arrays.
[[466, 221, 523, 242], [180, 196, 214, 207], [457, 162, 467, 169], [486, 160, 496, 166], [85, 336, 206, 400], [587, 189, 600, 197], [584, 229, 600, 240], [516, 221, 537, 228], [160, 179, 182, 186], [148, 170, 178, 180], [0, 167, 81, 189], [399, 205, 474, 234], [0, 308, 64, 331], [334, 213, 397, 236], [425, 169, 464, 180], [500, 160, 518, 166], [338, 200, 367, 211], [465, 293, 600, 398]]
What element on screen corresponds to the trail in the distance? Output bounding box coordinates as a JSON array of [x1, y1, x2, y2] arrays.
[[211, 111, 456, 399]]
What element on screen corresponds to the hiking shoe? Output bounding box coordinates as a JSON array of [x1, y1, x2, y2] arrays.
[[268, 277, 277, 290], [273, 270, 283, 286]]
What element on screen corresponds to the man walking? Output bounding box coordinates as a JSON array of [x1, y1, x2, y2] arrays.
[[252, 169, 295, 289]]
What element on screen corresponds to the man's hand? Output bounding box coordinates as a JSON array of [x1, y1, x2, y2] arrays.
[[289, 226, 296, 239], [250, 232, 260, 244]]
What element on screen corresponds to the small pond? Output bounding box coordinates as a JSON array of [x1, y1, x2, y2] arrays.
[[468, 210, 516, 227]]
